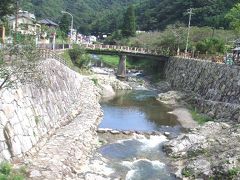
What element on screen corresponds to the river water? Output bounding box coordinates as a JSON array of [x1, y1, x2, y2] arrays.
[[95, 90, 183, 179], [100, 90, 183, 136]]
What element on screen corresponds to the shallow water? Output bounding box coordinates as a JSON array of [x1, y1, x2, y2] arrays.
[[100, 90, 183, 136], [98, 135, 175, 180], [95, 90, 184, 179]]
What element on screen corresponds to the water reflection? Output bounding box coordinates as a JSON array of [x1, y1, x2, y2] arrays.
[[100, 90, 182, 135]]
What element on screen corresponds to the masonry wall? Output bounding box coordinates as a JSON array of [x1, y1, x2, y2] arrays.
[[0, 59, 100, 160], [165, 57, 240, 121]]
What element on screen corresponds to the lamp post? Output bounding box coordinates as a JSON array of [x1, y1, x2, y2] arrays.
[[185, 8, 194, 56], [61, 10, 73, 42]]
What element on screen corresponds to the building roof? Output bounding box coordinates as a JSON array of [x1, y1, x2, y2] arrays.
[[8, 14, 35, 22], [233, 47, 240, 51], [38, 19, 59, 27]]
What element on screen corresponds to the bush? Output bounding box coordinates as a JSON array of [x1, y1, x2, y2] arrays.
[[68, 45, 90, 68], [196, 38, 225, 54], [0, 162, 26, 180]]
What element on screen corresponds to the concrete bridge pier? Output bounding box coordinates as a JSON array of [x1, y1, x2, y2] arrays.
[[117, 55, 126, 78]]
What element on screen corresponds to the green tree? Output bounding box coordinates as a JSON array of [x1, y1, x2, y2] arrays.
[[59, 14, 70, 35], [225, 3, 240, 34], [68, 45, 90, 68], [122, 5, 136, 37], [0, 0, 15, 19]]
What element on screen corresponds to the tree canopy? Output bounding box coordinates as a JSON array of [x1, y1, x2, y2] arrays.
[[225, 3, 240, 34], [122, 5, 136, 37], [16, 0, 240, 34], [59, 14, 70, 35], [0, 0, 15, 19]]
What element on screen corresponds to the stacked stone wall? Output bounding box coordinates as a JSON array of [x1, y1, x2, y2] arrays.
[[165, 57, 240, 121], [0, 59, 100, 160]]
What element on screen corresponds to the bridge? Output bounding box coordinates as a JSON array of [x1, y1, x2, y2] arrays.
[[39, 43, 170, 78], [38, 43, 170, 77], [81, 44, 170, 78]]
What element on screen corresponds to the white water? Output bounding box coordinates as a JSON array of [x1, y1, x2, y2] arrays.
[[98, 135, 175, 179]]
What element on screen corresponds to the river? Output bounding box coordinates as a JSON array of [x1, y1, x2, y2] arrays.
[[89, 89, 183, 179]]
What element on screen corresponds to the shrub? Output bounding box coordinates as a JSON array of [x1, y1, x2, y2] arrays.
[[0, 162, 26, 180], [68, 45, 90, 68], [196, 38, 225, 54], [0, 162, 11, 176]]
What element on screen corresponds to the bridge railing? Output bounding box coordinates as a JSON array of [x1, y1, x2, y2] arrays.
[[81, 44, 171, 56]]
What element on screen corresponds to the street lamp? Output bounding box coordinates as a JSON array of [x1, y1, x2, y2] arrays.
[[185, 8, 194, 56], [61, 10, 73, 41]]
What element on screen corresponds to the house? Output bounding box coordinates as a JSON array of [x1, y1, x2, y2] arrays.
[[38, 19, 59, 28], [8, 10, 41, 35]]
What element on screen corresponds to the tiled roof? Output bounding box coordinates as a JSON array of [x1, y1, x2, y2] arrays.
[[38, 19, 59, 26]]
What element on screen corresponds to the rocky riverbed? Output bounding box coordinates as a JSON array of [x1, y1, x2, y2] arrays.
[[18, 65, 240, 179], [88, 68, 240, 179]]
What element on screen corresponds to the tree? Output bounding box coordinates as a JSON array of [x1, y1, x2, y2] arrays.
[[59, 14, 70, 35], [225, 3, 240, 34], [0, 39, 42, 91], [0, 0, 15, 19], [122, 5, 136, 37]]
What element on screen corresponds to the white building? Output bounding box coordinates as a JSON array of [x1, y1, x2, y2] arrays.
[[8, 10, 41, 35]]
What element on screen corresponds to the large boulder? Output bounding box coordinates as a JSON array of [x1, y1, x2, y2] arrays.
[[163, 134, 207, 158]]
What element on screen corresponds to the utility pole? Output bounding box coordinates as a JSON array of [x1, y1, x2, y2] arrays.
[[185, 8, 194, 56], [14, 0, 19, 45]]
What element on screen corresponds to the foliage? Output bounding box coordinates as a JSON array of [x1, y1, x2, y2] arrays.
[[190, 108, 213, 125], [196, 38, 225, 54], [136, 0, 238, 31], [225, 3, 240, 34], [0, 0, 15, 19], [104, 30, 124, 45], [60, 51, 74, 68], [68, 45, 90, 68], [91, 78, 98, 86], [122, 5, 136, 37], [100, 55, 119, 68], [127, 26, 237, 54], [0, 162, 26, 180], [0, 39, 42, 91], [20, 0, 140, 35], [182, 168, 193, 177], [59, 14, 70, 35], [18, 0, 240, 35], [228, 167, 240, 178]]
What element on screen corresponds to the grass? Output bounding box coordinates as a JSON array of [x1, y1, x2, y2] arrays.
[[34, 116, 40, 125], [91, 78, 98, 86], [228, 167, 240, 178], [99, 54, 161, 69], [0, 162, 26, 180], [60, 50, 93, 75], [100, 55, 119, 68], [182, 168, 193, 177], [190, 107, 213, 125], [60, 50, 75, 68]]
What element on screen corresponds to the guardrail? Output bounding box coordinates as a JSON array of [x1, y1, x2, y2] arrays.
[[81, 44, 170, 56], [35, 43, 170, 56], [38, 48, 67, 66]]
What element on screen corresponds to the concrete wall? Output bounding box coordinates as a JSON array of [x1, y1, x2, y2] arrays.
[[165, 57, 240, 121], [0, 59, 100, 160]]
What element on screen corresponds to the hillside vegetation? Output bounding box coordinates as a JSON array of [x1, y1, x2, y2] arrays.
[[19, 0, 239, 35], [20, 0, 140, 34]]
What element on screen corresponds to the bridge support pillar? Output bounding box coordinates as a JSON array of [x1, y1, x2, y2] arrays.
[[117, 55, 126, 78]]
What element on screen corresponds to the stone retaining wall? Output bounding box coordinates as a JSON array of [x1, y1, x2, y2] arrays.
[[0, 59, 101, 160], [165, 57, 240, 121]]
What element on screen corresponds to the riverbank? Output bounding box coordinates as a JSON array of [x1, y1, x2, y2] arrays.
[[89, 67, 240, 179]]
